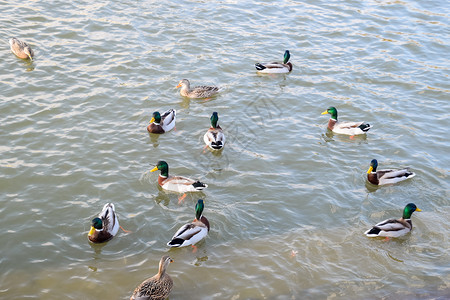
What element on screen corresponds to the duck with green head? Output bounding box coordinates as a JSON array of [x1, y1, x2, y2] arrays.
[[365, 203, 422, 238], [150, 160, 208, 193], [367, 159, 416, 186], [9, 37, 34, 60], [176, 79, 219, 99], [204, 112, 225, 150], [130, 255, 174, 300], [321, 106, 372, 135], [147, 109, 176, 134], [88, 203, 119, 243], [167, 199, 210, 248], [255, 50, 292, 73]]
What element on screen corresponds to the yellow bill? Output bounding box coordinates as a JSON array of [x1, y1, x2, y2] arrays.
[[88, 226, 96, 236]]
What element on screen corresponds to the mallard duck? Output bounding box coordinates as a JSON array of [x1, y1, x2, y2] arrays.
[[147, 109, 176, 134], [167, 199, 210, 248], [255, 50, 293, 73], [88, 203, 119, 243], [321, 106, 372, 135], [130, 255, 173, 300], [204, 112, 225, 150], [367, 159, 416, 185], [9, 37, 34, 60], [150, 161, 208, 193], [176, 79, 219, 98], [365, 203, 422, 238]]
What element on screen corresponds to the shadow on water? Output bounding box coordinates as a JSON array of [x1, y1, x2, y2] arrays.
[[154, 188, 206, 207], [147, 132, 161, 148], [365, 181, 379, 193], [178, 95, 218, 110], [14, 57, 35, 71], [194, 254, 209, 266], [322, 129, 369, 144], [202, 145, 224, 157], [88, 240, 109, 257], [154, 189, 171, 207]]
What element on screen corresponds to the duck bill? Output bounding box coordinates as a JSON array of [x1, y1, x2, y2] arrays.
[[367, 166, 373, 174], [88, 226, 96, 236], [321, 110, 329, 115], [149, 117, 155, 124], [416, 208, 422, 212], [176, 83, 182, 88], [28, 55, 33, 61], [150, 166, 158, 172]]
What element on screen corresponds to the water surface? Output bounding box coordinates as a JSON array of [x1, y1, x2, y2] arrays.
[[0, 0, 449, 299]]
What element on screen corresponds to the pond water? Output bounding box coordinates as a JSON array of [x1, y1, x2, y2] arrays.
[[0, 0, 449, 299]]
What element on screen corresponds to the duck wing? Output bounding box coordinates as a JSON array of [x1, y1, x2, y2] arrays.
[[377, 168, 416, 184], [160, 109, 176, 132], [167, 222, 208, 247], [204, 128, 225, 150], [365, 218, 411, 237], [100, 203, 119, 236]]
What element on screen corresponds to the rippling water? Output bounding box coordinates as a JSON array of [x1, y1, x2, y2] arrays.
[[1, 0, 449, 299]]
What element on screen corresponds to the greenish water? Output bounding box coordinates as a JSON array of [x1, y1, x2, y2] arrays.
[[0, 0, 449, 299]]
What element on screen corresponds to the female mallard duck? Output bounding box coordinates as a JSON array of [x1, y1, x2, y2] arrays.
[[88, 203, 119, 243], [9, 37, 34, 60], [367, 159, 416, 185], [176, 79, 219, 99], [365, 203, 422, 238], [147, 109, 176, 134], [255, 50, 293, 73], [321, 106, 372, 135], [130, 255, 173, 300], [167, 199, 210, 248], [204, 112, 225, 150], [150, 160, 208, 193]]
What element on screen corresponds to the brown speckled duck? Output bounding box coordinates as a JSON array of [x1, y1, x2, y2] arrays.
[[9, 37, 34, 60], [130, 256, 174, 300], [176, 79, 219, 98]]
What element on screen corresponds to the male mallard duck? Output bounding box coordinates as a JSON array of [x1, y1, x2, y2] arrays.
[[147, 109, 176, 134], [365, 203, 422, 238], [9, 37, 34, 60], [167, 199, 210, 248], [321, 106, 372, 135], [255, 50, 293, 73], [88, 203, 119, 243], [176, 79, 219, 99], [150, 160, 208, 193], [204, 112, 225, 150], [367, 159, 416, 185], [130, 255, 173, 300]]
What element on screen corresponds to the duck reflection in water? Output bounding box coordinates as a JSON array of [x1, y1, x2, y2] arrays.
[[148, 133, 161, 148], [323, 129, 368, 143]]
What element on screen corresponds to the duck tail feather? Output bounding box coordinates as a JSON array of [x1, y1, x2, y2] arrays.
[[255, 63, 266, 70], [359, 123, 372, 132]]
